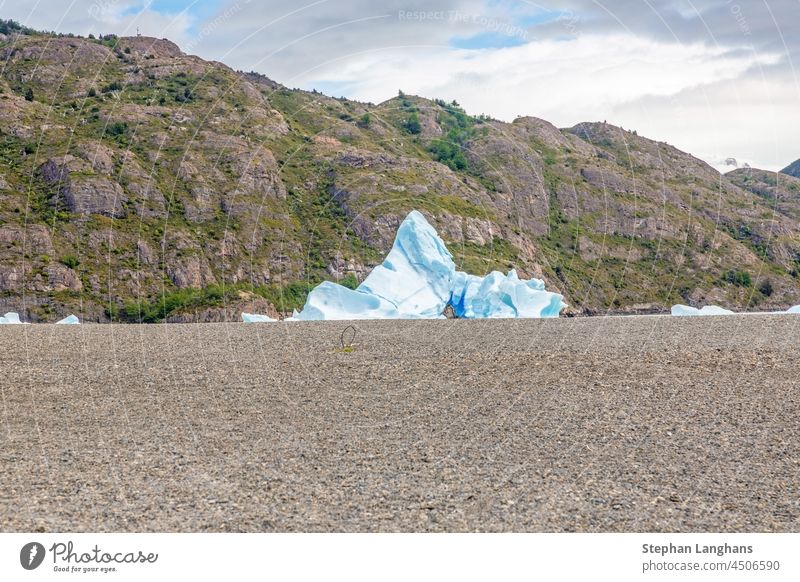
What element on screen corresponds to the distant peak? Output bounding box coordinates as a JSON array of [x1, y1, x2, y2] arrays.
[[780, 159, 800, 178]]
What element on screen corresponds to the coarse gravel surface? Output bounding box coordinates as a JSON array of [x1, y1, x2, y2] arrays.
[[1, 314, 799, 532]]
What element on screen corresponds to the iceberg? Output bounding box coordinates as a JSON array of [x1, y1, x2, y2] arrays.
[[357, 211, 456, 318], [289, 281, 404, 321], [291, 211, 566, 320], [0, 312, 24, 324], [56, 314, 80, 324], [241, 312, 277, 323], [673, 304, 800, 316], [450, 269, 564, 318], [671, 304, 734, 316]]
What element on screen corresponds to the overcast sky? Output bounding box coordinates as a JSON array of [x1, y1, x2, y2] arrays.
[[3, 0, 799, 171]]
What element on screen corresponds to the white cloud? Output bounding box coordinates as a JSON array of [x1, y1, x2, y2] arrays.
[[297, 33, 785, 169], [301, 34, 778, 117]]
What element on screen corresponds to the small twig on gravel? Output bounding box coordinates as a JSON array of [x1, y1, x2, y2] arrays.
[[340, 325, 357, 351]]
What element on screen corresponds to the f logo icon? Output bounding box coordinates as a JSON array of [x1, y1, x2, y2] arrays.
[[20, 542, 45, 570]]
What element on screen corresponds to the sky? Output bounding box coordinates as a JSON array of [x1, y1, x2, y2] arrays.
[[2, 0, 799, 171]]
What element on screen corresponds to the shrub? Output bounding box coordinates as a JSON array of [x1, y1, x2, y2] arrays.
[[88, 87, 96, 97], [404, 112, 421, 134], [425, 102, 484, 172], [429, 138, 468, 171], [722, 269, 752, 287], [106, 121, 128, 137], [174, 87, 193, 102], [24, 87, 33, 101], [340, 273, 358, 289], [0, 19, 34, 35], [102, 81, 122, 93], [759, 279, 774, 296], [59, 255, 80, 269]]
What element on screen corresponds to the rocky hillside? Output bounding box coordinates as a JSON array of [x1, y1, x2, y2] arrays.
[[781, 159, 800, 179], [2, 26, 800, 321]]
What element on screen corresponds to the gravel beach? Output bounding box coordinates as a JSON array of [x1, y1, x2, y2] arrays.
[[1, 314, 798, 532]]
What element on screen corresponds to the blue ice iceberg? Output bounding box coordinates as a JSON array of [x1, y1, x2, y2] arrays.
[[357, 211, 456, 319], [450, 269, 564, 318], [671, 304, 734, 316], [289, 281, 403, 320], [56, 314, 80, 324], [290, 211, 565, 320], [0, 312, 24, 324], [241, 312, 277, 323]]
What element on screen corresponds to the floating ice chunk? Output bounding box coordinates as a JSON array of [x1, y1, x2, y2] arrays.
[[450, 269, 564, 318], [56, 314, 80, 324], [291, 211, 565, 320], [241, 312, 277, 323], [671, 304, 734, 316], [357, 210, 456, 318], [450, 271, 515, 318], [0, 312, 24, 324], [291, 281, 403, 320]]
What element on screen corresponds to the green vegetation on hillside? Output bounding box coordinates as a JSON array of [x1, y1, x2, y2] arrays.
[[110, 281, 317, 323]]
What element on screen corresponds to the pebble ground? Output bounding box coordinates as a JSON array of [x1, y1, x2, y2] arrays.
[[1, 314, 798, 532]]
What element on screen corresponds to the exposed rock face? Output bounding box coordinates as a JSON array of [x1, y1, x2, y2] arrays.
[[117, 37, 183, 59], [46, 264, 82, 292], [0, 265, 20, 292], [75, 141, 116, 174], [65, 177, 127, 217], [428, 212, 464, 243], [580, 167, 634, 193], [0, 225, 54, 254], [38, 157, 127, 217], [349, 213, 403, 252], [326, 252, 368, 281], [38, 158, 70, 187], [229, 148, 286, 199], [166, 255, 217, 289], [136, 240, 157, 266], [464, 218, 495, 245], [466, 122, 550, 236], [335, 149, 397, 169]]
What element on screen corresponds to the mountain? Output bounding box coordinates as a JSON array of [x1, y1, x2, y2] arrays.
[[1, 26, 800, 321], [781, 159, 800, 178]]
